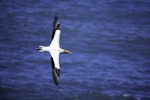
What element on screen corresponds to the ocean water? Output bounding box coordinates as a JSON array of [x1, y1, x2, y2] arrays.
[[0, 0, 150, 100]]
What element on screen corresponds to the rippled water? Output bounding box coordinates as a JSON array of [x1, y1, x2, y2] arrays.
[[0, 0, 150, 100]]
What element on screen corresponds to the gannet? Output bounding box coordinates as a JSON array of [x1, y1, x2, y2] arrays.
[[37, 16, 71, 86]]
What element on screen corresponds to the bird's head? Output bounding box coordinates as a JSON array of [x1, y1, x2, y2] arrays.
[[62, 49, 72, 54]]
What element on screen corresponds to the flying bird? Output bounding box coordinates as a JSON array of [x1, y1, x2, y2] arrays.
[[37, 16, 71, 85]]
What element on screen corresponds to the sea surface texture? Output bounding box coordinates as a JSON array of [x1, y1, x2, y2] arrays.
[[0, 0, 150, 100]]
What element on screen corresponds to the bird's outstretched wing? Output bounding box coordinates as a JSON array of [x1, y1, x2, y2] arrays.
[[49, 16, 61, 85], [50, 51, 60, 85], [52, 16, 60, 40], [50, 16, 61, 48]]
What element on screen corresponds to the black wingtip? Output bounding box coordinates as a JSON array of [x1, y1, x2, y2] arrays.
[[53, 16, 60, 30], [52, 68, 60, 86], [54, 16, 58, 19]]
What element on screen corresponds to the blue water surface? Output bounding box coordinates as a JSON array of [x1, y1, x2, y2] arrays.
[[0, 0, 150, 100]]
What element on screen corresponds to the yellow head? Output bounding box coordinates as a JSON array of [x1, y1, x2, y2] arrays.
[[63, 49, 72, 54]]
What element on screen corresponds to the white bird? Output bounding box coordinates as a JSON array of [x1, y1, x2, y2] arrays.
[[37, 16, 71, 85]]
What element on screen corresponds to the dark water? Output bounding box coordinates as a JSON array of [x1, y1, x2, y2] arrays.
[[0, 0, 150, 100]]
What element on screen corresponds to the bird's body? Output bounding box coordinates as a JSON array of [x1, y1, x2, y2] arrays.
[[37, 16, 71, 85]]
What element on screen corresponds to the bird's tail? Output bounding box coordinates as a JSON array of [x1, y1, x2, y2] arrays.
[[36, 45, 45, 52], [52, 68, 60, 86]]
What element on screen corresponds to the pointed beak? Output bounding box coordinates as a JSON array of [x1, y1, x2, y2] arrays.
[[68, 51, 72, 54], [64, 49, 72, 54]]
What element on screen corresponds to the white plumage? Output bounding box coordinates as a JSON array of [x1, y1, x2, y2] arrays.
[[37, 16, 71, 85]]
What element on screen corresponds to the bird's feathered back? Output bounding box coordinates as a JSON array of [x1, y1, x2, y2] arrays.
[[50, 16, 61, 85], [37, 16, 71, 86]]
